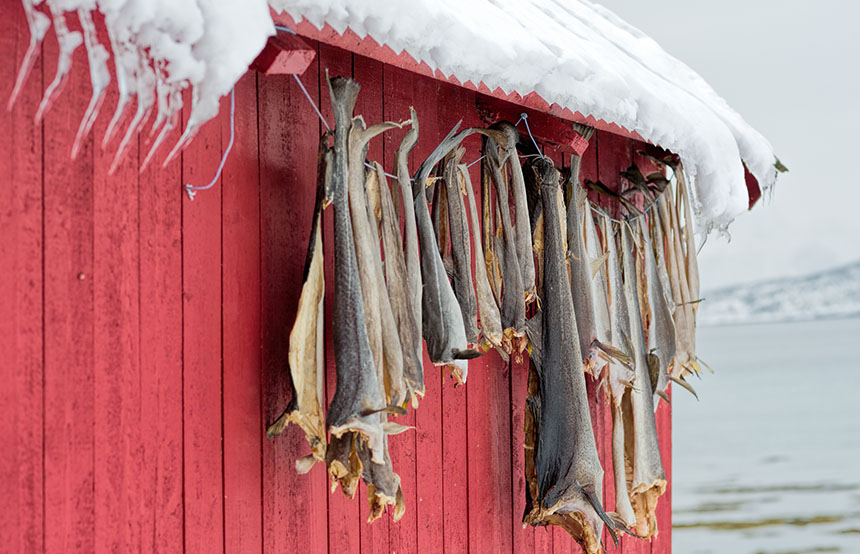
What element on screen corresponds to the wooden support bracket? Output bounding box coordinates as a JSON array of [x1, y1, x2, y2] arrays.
[[250, 31, 316, 75]]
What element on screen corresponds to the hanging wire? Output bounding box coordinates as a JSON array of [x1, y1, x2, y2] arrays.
[[518, 113, 544, 160], [185, 86, 235, 200]]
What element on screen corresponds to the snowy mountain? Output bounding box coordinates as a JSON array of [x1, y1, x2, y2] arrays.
[[697, 260, 860, 326]]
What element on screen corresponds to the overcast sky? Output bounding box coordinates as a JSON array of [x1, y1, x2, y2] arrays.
[[597, 0, 860, 290]]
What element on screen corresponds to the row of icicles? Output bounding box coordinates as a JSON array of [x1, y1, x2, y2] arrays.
[[267, 75, 704, 554], [10, 1, 218, 174]]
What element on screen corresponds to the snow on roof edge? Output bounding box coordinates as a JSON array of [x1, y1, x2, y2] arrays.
[[270, 0, 780, 232]]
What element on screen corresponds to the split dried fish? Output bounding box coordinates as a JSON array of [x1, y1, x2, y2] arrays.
[[639, 217, 676, 409], [620, 223, 667, 539], [443, 148, 480, 343], [495, 122, 537, 303], [484, 137, 526, 352], [460, 162, 504, 348], [265, 135, 331, 471], [603, 216, 637, 530], [395, 109, 425, 400]]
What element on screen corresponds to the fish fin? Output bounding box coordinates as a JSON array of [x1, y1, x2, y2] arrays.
[[697, 357, 715, 374], [589, 251, 609, 279], [583, 485, 619, 546], [592, 339, 632, 365], [605, 512, 636, 537], [295, 454, 317, 475], [381, 421, 415, 435], [452, 348, 482, 360], [669, 375, 698, 400], [656, 389, 671, 405], [393, 487, 406, 523], [360, 404, 409, 417], [265, 410, 289, 439]]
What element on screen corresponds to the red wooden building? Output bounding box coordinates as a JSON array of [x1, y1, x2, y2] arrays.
[[2, 1, 779, 552]]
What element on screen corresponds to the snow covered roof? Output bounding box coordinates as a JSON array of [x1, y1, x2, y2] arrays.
[[16, 0, 778, 229], [269, 0, 780, 230]]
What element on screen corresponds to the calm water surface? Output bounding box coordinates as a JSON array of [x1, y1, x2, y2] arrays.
[[673, 317, 860, 554]]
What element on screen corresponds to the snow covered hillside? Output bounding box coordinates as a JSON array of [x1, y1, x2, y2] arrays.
[[697, 260, 860, 326]]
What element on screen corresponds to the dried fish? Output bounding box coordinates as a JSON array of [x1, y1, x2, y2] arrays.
[[265, 135, 331, 471], [347, 115, 406, 407], [484, 137, 526, 352], [495, 122, 537, 303], [460, 162, 504, 348], [412, 124, 475, 383], [324, 75, 387, 465], [443, 149, 479, 343], [639, 217, 676, 409], [620, 223, 667, 539], [373, 160, 424, 408], [524, 158, 616, 554], [395, 109, 425, 400], [603, 216, 637, 530]]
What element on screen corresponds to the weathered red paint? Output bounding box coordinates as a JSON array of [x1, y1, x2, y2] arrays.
[[0, 1, 672, 552]]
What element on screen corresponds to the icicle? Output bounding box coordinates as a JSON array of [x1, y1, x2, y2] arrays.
[[7, 0, 51, 111], [101, 22, 134, 149], [35, 5, 83, 123], [109, 50, 155, 174], [141, 87, 182, 171], [71, 9, 110, 159]]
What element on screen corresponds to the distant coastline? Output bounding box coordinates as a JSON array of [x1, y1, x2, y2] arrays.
[[697, 259, 860, 327]]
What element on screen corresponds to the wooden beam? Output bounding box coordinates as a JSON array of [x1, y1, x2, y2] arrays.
[[250, 31, 316, 75]]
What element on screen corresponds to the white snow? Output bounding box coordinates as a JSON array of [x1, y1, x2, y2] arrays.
[[270, 0, 779, 230], [25, 0, 778, 226], [25, 0, 273, 163]]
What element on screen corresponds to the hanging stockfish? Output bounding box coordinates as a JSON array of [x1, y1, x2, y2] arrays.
[[371, 160, 424, 408], [494, 122, 537, 304], [265, 134, 331, 474], [483, 137, 527, 353], [602, 215, 638, 531], [394, 109, 426, 402], [657, 192, 698, 381], [639, 217, 676, 409], [324, 75, 388, 474], [443, 148, 480, 344], [620, 223, 667, 539], [459, 161, 504, 348], [347, 113, 407, 407], [364, 165, 408, 408], [568, 180, 629, 374], [412, 124, 478, 383], [523, 157, 618, 554]]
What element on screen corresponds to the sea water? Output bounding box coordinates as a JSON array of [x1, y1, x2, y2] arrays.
[[673, 317, 860, 554]]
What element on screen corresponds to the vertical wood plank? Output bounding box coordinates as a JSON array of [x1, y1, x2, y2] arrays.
[[41, 19, 96, 553], [92, 53, 142, 554], [259, 43, 329, 554], [139, 119, 185, 552], [381, 63, 419, 554], [316, 42, 359, 554], [0, 2, 44, 551], [412, 75, 445, 554], [510, 354, 534, 554], [650, 385, 671, 554], [222, 72, 264, 554], [182, 92, 225, 554]]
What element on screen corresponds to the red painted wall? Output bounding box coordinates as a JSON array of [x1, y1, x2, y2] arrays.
[[0, 2, 671, 552]]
